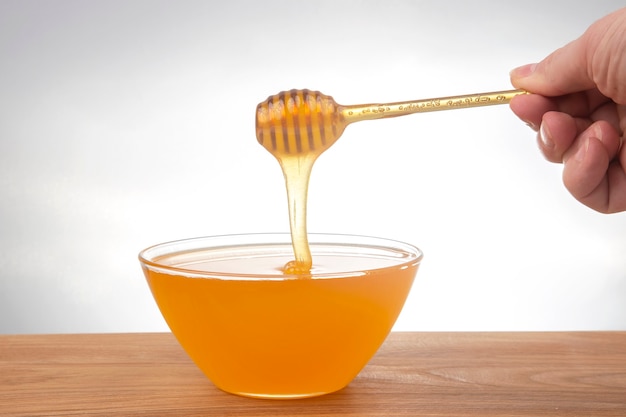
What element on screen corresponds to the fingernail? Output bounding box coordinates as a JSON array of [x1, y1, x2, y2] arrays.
[[574, 138, 589, 162], [539, 122, 554, 149], [510, 63, 537, 78], [592, 123, 603, 142], [574, 126, 601, 162], [525, 121, 539, 131]]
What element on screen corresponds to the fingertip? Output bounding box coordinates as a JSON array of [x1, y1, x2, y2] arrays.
[[591, 120, 622, 160], [572, 136, 589, 163], [509, 94, 559, 132], [509, 63, 537, 81], [510, 63, 542, 93], [563, 136, 608, 200], [509, 96, 539, 130], [539, 121, 555, 150]]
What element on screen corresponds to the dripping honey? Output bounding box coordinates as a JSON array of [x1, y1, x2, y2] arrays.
[[256, 89, 347, 273]]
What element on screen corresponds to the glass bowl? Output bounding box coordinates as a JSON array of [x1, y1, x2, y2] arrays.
[[139, 233, 422, 399]]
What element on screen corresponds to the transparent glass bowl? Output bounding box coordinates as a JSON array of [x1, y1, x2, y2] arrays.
[[139, 233, 422, 399]]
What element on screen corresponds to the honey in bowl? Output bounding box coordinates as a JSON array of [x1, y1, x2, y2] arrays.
[[140, 233, 422, 399]]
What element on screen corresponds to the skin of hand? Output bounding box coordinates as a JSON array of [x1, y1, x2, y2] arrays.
[[509, 7, 626, 214]]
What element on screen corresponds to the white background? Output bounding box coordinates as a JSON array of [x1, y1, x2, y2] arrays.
[[1, 0, 625, 334]]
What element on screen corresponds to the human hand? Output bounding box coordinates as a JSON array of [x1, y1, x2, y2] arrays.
[[509, 7, 626, 213]]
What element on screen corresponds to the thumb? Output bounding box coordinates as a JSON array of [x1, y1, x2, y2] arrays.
[[510, 7, 626, 99], [510, 39, 593, 97]]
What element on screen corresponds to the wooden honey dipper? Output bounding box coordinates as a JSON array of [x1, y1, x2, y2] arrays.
[[256, 88, 526, 156]]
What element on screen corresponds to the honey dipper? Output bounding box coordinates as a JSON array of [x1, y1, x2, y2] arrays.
[[256, 88, 526, 156]]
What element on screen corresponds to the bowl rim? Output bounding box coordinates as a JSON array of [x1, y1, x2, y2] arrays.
[[138, 232, 423, 281]]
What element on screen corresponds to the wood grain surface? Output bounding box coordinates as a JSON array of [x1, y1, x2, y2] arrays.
[[2, 332, 625, 416]]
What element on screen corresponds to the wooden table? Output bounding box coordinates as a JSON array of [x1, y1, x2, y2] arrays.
[[2, 332, 625, 416]]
